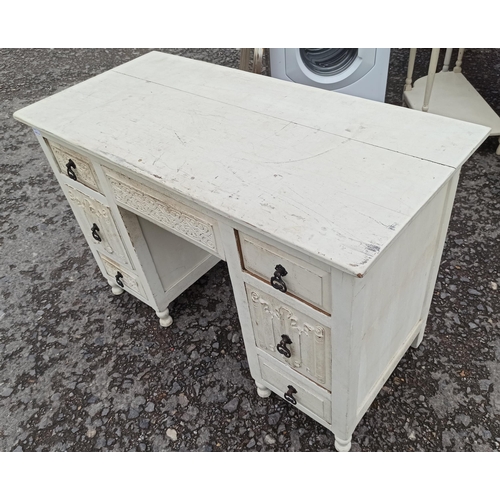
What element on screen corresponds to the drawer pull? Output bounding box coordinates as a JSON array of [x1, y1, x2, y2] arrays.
[[276, 334, 292, 358], [115, 272, 124, 288], [284, 385, 297, 405], [91, 223, 102, 242], [66, 159, 77, 180], [270, 264, 288, 293]]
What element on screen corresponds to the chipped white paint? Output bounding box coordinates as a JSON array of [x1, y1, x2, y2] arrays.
[[14, 51, 490, 276], [100, 255, 146, 299], [246, 284, 332, 389], [66, 184, 132, 267], [48, 140, 101, 192], [105, 168, 223, 258], [14, 52, 490, 451], [238, 231, 331, 313]]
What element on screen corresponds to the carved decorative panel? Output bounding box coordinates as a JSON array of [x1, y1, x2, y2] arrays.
[[246, 284, 331, 390], [66, 185, 132, 268], [106, 171, 218, 255]]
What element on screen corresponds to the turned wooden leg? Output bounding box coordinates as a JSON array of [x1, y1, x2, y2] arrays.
[[453, 48, 465, 73], [404, 48, 417, 91], [256, 382, 271, 398], [422, 48, 440, 112], [496, 137, 500, 155], [334, 436, 352, 452], [156, 308, 173, 327], [107, 278, 124, 295], [442, 48, 453, 72]]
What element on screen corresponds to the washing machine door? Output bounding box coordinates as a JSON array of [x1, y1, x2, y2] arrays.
[[284, 48, 377, 90]]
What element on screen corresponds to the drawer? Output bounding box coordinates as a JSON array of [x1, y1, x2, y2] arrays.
[[66, 184, 133, 269], [104, 168, 224, 259], [47, 140, 101, 192], [100, 255, 147, 300], [246, 284, 331, 390], [237, 232, 331, 314], [258, 356, 332, 424]]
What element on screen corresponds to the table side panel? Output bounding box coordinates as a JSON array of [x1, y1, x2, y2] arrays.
[[354, 179, 450, 413]]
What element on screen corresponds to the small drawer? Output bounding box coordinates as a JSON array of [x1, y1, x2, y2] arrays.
[[247, 284, 331, 390], [104, 168, 224, 259], [47, 140, 101, 192], [100, 255, 147, 299], [258, 356, 332, 424], [237, 232, 331, 314], [66, 184, 133, 269]]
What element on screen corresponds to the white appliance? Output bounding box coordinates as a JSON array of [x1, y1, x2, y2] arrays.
[[269, 48, 391, 102]]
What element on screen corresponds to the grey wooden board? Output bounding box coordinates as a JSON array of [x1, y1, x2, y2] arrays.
[[14, 52, 490, 276]]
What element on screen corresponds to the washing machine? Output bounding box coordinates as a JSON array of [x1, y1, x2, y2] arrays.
[[269, 48, 391, 102]]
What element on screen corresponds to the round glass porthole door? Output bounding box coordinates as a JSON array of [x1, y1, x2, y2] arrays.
[[299, 48, 358, 76]]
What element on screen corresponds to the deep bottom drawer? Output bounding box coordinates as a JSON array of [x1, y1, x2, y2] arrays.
[[100, 254, 147, 300], [258, 356, 332, 424]]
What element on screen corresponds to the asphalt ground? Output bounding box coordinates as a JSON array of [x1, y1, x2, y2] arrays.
[[1, 48, 499, 452]]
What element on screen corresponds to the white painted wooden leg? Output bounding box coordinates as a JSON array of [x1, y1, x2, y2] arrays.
[[496, 137, 500, 155], [334, 436, 352, 452], [107, 278, 124, 295], [442, 48, 453, 72], [453, 48, 465, 73], [404, 48, 417, 91], [256, 382, 271, 398], [156, 308, 173, 327], [411, 328, 425, 349], [422, 48, 440, 112]]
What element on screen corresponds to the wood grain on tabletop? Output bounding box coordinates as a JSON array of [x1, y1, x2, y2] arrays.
[[13, 52, 490, 276]]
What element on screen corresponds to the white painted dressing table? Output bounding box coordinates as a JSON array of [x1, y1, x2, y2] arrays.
[[14, 51, 489, 451]]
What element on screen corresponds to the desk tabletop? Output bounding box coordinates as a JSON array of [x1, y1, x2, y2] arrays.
[[14, 51, 490, 276]]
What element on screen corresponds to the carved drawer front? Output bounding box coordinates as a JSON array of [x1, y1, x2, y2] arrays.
[[246, 284, 332, 390], [47, 140, 101, 192], [258, 356, 332, 424], [100, 255, 147, 299], [238, 232, 331, 314], [104, 169, 224, 259], [66, 185, 133, 268]]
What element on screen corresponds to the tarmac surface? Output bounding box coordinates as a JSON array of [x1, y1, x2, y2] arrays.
[[1, 48, 499, 452]]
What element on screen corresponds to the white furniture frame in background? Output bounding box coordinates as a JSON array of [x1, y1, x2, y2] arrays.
[[239, 48, 264, 73], [14, 52, 489, 451], [403, 48, 500, 154]]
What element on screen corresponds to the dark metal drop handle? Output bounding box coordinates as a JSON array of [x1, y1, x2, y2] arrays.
[[277, 334, 292, 358], [270, 264, 288, 293], [284, 385, 297, 405], [115, 272, 124, 288], [91, 223, 101, 242], [66, 159, 77, 180]]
